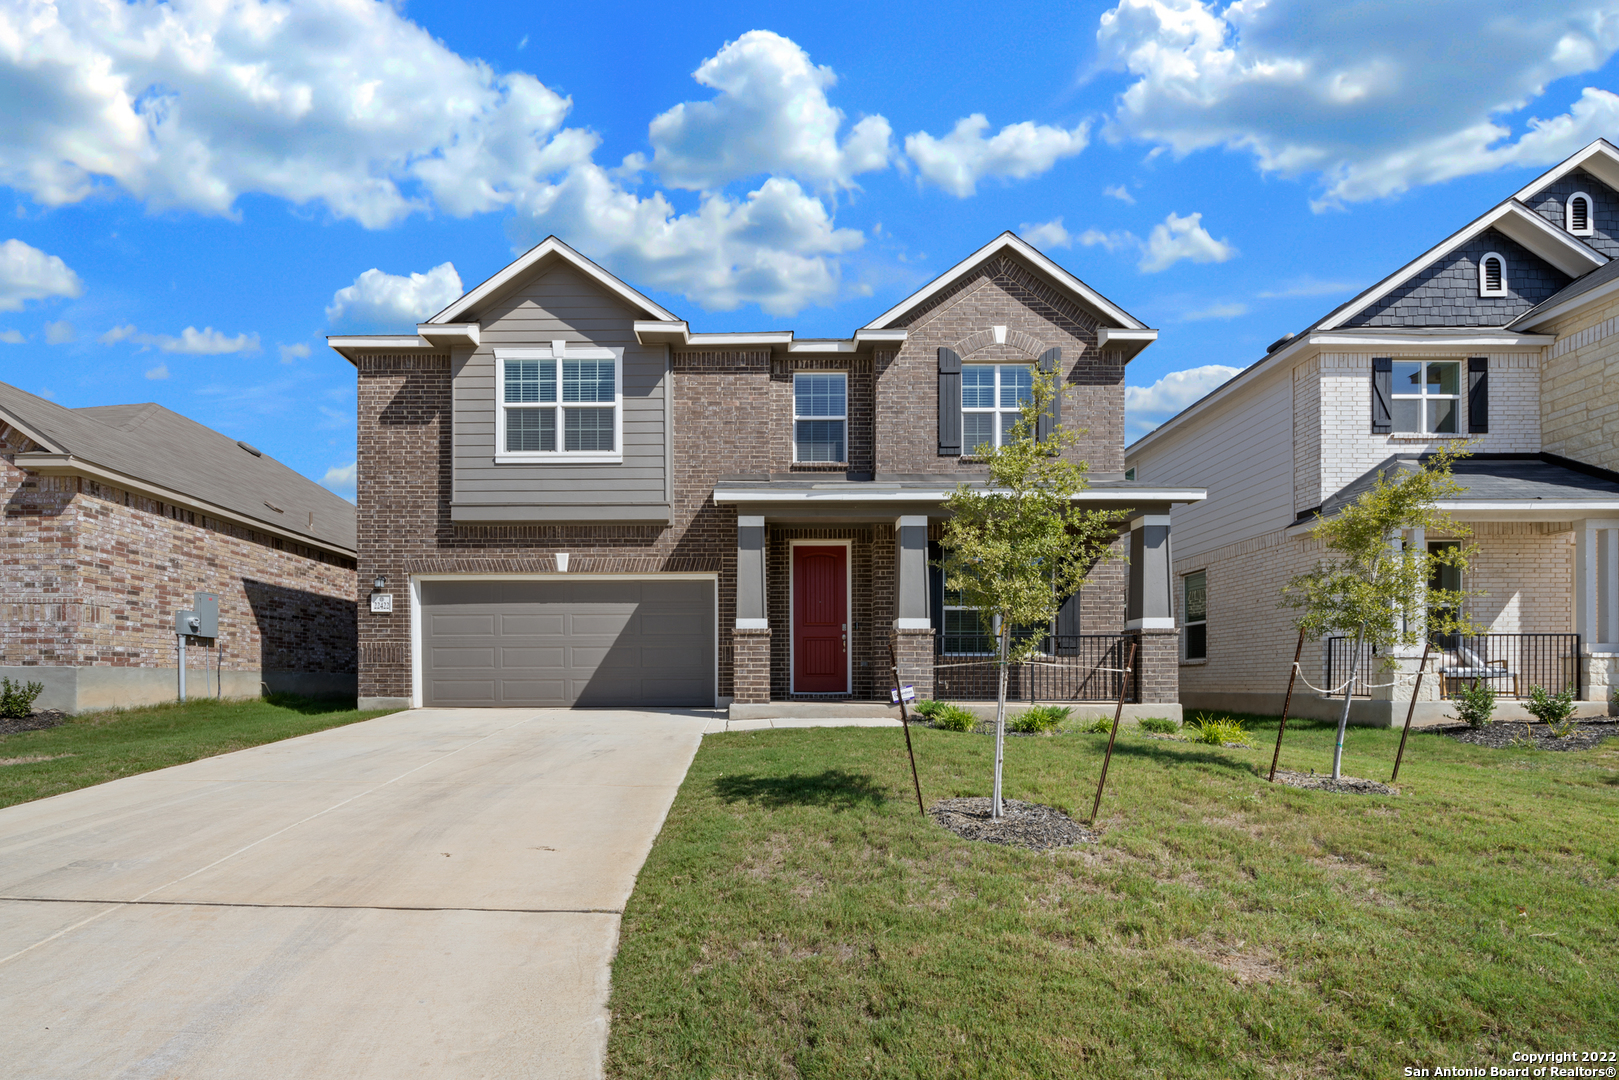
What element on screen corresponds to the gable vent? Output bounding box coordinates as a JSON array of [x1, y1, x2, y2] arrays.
[[1479, 253, 1506, 297], [1568, 192, 1592, 235]]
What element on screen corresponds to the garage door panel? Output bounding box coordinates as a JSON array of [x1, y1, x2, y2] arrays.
[[422, 579, 714, 708]]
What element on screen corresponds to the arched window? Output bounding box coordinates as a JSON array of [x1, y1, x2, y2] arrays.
[[1479, 252, 1507, 297], [1567, 192, 1594, 235]]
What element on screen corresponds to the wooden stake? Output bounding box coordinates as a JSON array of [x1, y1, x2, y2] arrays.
[[888, 640, 926, 815], [1088, 640, 1137, 826], [1389, 637, 1431, 784], [1268, 629, 1306, 783]]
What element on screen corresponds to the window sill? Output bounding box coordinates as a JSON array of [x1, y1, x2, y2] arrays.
[[1180, 658, 1208, 667], [1387, 432, 1469, 440], [791, 462, 850, 470], [494, 453, 624, 464]]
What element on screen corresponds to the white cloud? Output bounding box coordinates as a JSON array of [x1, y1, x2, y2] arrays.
[[1125, 363, 1241, 439], [1104, 184, 1136, 204], [0, 328, 23, 344], [280, 342, 311, 363], [0, 239, 83, 311], [144, 363, 169, 380], [1079, 227, 1140, 253], [321, 461, 357, 498], [102, 323, 260, 354], [1096, 0, 1619, 206], [1181, 302, 1248, 320], [905, 114, 1090, 197], [1019, 217, 1073, 249], [640, 31, 892, 191], [1258, 277, 1358, 299], [326, 263, 464, 326], [1138, 211, 1236, 272], [99, 323, 138, 345], [43, 319, 74, 344]]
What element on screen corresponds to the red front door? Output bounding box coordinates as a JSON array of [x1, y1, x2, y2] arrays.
[[792, 545, 848, 693]]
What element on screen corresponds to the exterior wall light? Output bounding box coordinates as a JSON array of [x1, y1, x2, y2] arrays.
[[373, 574, 386, 591]]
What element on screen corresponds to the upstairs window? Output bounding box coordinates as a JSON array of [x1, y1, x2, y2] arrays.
[[1478, 252, 1507, 297], [962, 364, 1033, 455], [497, 346, 621, 463], [794, 372, 846, 462], [1567, 192, 1594, 236], [1391, 360, 1461, 433]]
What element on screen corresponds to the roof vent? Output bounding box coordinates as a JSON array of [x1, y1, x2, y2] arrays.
[[1266, 332, 1296, 353], [237, 441, 263, 457], [264, 501, 283, 513]]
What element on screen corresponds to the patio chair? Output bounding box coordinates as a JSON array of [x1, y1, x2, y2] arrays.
[[1439, 644, 1519, 698]]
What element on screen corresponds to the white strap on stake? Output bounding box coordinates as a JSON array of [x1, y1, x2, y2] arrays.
[[1291, 660, 1423, 696]]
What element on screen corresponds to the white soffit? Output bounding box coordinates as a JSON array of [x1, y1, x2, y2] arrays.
[[861, 231, 1147, 332], [326, 335, 438, 364], [1513, 138, 1619, 202], [427, 236, 679, 325]]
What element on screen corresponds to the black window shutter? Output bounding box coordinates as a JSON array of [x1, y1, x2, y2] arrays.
[[1371, 357, 1392, 434], [938, 348, 962, 455], [1036, 347, 1062, 442], [927, 541, 945, 634], [1468, 357, 1488, 433], [1054, 587, 1081, 655]]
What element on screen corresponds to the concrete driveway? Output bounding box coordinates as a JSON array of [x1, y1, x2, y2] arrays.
[[0, 707, 714, 1079]]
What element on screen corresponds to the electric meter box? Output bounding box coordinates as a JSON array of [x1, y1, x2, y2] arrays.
[[192, 592, 219, 639]]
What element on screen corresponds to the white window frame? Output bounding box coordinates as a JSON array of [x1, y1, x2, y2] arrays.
[[1478, 252, 1508, 297], [494, 343, 623, 464], [1390, 359, 1464, 434], [792, 371, 848, 464], [1567, 192, 1594, 236], [961, 363, 1034, 456], [1183, 570, 1207, 662]]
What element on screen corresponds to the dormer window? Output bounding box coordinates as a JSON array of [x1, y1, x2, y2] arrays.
[[1478, 253, 1507, 297], [1567, 192, 1594, 236]]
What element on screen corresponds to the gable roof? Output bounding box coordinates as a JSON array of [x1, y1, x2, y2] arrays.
[[1509, 252, 1619, 330], [426, 236, 678, 325], [1513, 138, 1619, 203], [861, 231, 1151, 332], [0, 383, 356, 555]]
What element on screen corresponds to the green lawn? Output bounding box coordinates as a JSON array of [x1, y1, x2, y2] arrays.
[[606, 716, 1619, 1079], [0, 695, 398, 809]]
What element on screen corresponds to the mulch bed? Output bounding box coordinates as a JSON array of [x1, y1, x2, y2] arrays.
[[928, 796, 1099, 850], [1271, 770, 1397, 796], [1440, 718, 1617, 752], [0, 710, 68, 736]]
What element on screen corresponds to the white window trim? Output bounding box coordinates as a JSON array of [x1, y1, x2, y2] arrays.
[[1183, 570, 1207, 662], [1390, 359, 1464, 435], [961, 363, 1034, 457], [1478, 252, 1508, 297], [791, 370, 849, 464], [494, 344, 624, 464], [1567, 192, 1594, 236]]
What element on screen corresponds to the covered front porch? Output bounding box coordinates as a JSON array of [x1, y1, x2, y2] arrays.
[[715, 476, 1205, 719]]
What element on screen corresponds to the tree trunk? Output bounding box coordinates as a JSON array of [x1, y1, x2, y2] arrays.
[[1333, 623, 1366, 780], [992, 622, 1009, 819]]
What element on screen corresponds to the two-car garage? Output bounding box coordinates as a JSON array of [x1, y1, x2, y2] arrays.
[[418, 578, 716, 708]]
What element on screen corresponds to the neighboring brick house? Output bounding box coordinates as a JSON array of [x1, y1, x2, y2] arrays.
[[0, 383, 358, 712], [1127, 138, 1619, 725], [331, 233, 1204, 715]]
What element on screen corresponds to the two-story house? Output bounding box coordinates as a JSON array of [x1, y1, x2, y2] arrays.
[[331, 233, 1204, 716], [1127, 139, 1619, 726]]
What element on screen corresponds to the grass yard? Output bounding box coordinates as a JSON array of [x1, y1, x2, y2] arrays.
[[606, 715, 1619, 1079], [0, 695, 397, 809]]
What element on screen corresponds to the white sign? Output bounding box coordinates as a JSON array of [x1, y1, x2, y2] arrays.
[[890, 684, 916, 704], [370, 593, 394, 613]]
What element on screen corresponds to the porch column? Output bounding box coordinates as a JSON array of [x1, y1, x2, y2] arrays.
[[1382, 528, 1439, 702], [733, 515, 771, 704], [892, 515, 934, 701], [1575, 518, 1619, 705], [1124, 514, 1179, 706]]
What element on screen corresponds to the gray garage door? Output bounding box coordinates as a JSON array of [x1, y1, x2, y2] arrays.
[[421, 578, 715, 707]]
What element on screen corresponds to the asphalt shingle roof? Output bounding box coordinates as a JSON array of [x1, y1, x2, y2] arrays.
[[1314, 454, 1619, 521]]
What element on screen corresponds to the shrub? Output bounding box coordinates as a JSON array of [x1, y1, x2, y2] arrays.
[[1009, 704, 1071, 734], [0, 677, 44, 720], [1138, 716, 1180, 735], [1525, 686, 1577, 737], [1078, 716, 1114, 734], [915, 700, 978, 732], [1449, 680, 1496, 729], [1185, 713, 1248, 746]]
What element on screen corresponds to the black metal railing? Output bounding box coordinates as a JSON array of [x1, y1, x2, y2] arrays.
[[934, 634, 1136, 702], [1324, 633, 1582, 700]]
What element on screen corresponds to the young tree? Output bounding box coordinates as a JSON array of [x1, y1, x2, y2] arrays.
[[1282, 444, 1480, 779], [939, 367, 1120, 818]]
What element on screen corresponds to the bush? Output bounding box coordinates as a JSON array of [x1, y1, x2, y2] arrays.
[[914, 700, 978, 732], [1185, 713, 1248, 746], [1449, 681, 1496, 729], [0, 677, 44, 719], [1078, 716, 1114, 734], [1525, 686, 1577, 737], [1009, 704, 1071, 734], [1138, 716, 1180, 735]]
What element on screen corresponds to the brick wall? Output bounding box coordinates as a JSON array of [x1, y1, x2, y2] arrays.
[[1543, 292, 1619, 473]]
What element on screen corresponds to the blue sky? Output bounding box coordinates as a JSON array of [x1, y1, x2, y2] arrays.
[[6, 0, 1619, 499]]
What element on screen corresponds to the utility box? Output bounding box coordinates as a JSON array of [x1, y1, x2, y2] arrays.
[[175, 609, 200, 636], [192, 592, 219, 638]]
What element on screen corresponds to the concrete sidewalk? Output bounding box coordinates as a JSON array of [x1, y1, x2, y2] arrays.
[[0, 707, 712, 1079]]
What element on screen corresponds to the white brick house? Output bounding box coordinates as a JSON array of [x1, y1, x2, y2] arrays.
[[1127, 139, 1619, 725]]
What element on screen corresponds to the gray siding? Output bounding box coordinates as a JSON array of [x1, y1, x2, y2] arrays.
[[451, 262, 669, 518], [1525, 167, 1619, 259], [1344, 228, 1572, 328]]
